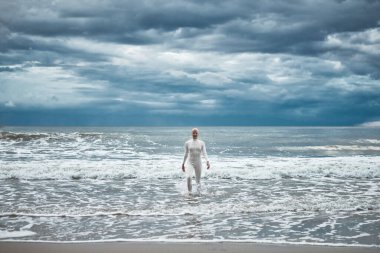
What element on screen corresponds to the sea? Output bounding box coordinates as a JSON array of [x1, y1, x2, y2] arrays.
[[0, 126, 379, 247]]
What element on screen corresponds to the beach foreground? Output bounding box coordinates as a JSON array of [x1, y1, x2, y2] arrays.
[[0, 242, 379, 253], [1, 127, 379, 246]]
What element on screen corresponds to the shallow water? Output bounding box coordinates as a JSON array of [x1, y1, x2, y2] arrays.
[[0, 127, 379, 246]]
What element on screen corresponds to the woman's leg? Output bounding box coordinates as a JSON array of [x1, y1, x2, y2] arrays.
[[186, 163, 195, 193], [187, 176, 192, 192], [194, 164, 202, 185]]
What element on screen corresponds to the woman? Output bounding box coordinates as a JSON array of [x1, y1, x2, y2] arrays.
[[182, 128, 210, 193]]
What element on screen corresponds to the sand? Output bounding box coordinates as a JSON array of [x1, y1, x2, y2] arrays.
[[0, 242, 379, 253]]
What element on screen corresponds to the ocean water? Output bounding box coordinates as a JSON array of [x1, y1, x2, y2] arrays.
[[0, 126, 379, 247]]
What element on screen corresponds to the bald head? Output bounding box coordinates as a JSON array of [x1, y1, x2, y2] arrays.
[[192, 128, 199, 139]]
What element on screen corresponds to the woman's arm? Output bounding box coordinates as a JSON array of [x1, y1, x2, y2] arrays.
[[182, 142, 189, 172], [201, 141, 210, 169]]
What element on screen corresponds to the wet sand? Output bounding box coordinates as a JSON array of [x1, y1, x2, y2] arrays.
[[0, 242, 379, 253]]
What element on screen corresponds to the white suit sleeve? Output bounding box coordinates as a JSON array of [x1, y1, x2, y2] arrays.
[[182, 142, 189, 164], [201, 142, 209, 162]]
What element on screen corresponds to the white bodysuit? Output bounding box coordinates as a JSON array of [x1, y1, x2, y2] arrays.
[[183, 139, 209, 184]]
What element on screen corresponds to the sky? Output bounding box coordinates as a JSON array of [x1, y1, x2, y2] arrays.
[[0, 0, 380, 126]]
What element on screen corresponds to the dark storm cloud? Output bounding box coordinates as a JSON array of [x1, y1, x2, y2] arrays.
[[0, 1, 240, 45], [0, 0, 380, 126], [1, 0, 379, 49], [2, 0, 378, 73]]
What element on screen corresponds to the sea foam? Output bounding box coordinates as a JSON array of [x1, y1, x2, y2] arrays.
[[0, 156, 379, 180]]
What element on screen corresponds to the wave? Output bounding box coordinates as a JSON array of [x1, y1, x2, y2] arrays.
[[0, 131, 103, 142], [1, 156, 379, 180], [1, 196, 378, 218], [0, 206, 376, 218], [278, 145, 380, 151], [355, 139, 380, 144], [0, 132, 49, 141], [0, 230, 36, 239]]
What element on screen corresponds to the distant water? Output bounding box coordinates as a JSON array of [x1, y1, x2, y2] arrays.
[[0, 126, 379, 247]]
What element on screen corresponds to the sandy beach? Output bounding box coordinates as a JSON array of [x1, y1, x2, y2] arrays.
[[0, 242, 379, 253]]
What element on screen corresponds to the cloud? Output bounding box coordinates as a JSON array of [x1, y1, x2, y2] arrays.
[[0, 64, 106, 108], [0, 0, 380, 125]]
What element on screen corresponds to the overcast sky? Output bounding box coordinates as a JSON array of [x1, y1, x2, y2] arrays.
[[1, 0, 380, 126]]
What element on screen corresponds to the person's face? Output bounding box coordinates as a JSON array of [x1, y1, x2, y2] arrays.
[[192, 130, 198, 139]]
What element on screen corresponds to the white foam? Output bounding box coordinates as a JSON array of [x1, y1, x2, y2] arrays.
[[355, 139, 380, 144], [278, 145, 380, 151], [0, 230, 36, 239], [1, 192, 378, 217], [0, 156, 379, 180]]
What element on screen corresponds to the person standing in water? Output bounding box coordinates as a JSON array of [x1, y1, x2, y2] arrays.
[[182, 128, 210, 194]]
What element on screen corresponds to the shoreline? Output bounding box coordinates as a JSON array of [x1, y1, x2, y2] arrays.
[[0, 239, 379, 248], [0, 241, 379, 253]]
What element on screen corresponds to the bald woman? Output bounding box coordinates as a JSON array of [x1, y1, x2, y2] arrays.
[[182, 128, 210, 193]]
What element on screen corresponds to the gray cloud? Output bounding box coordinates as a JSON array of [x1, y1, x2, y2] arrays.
[[0, 0, 379, 126]]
